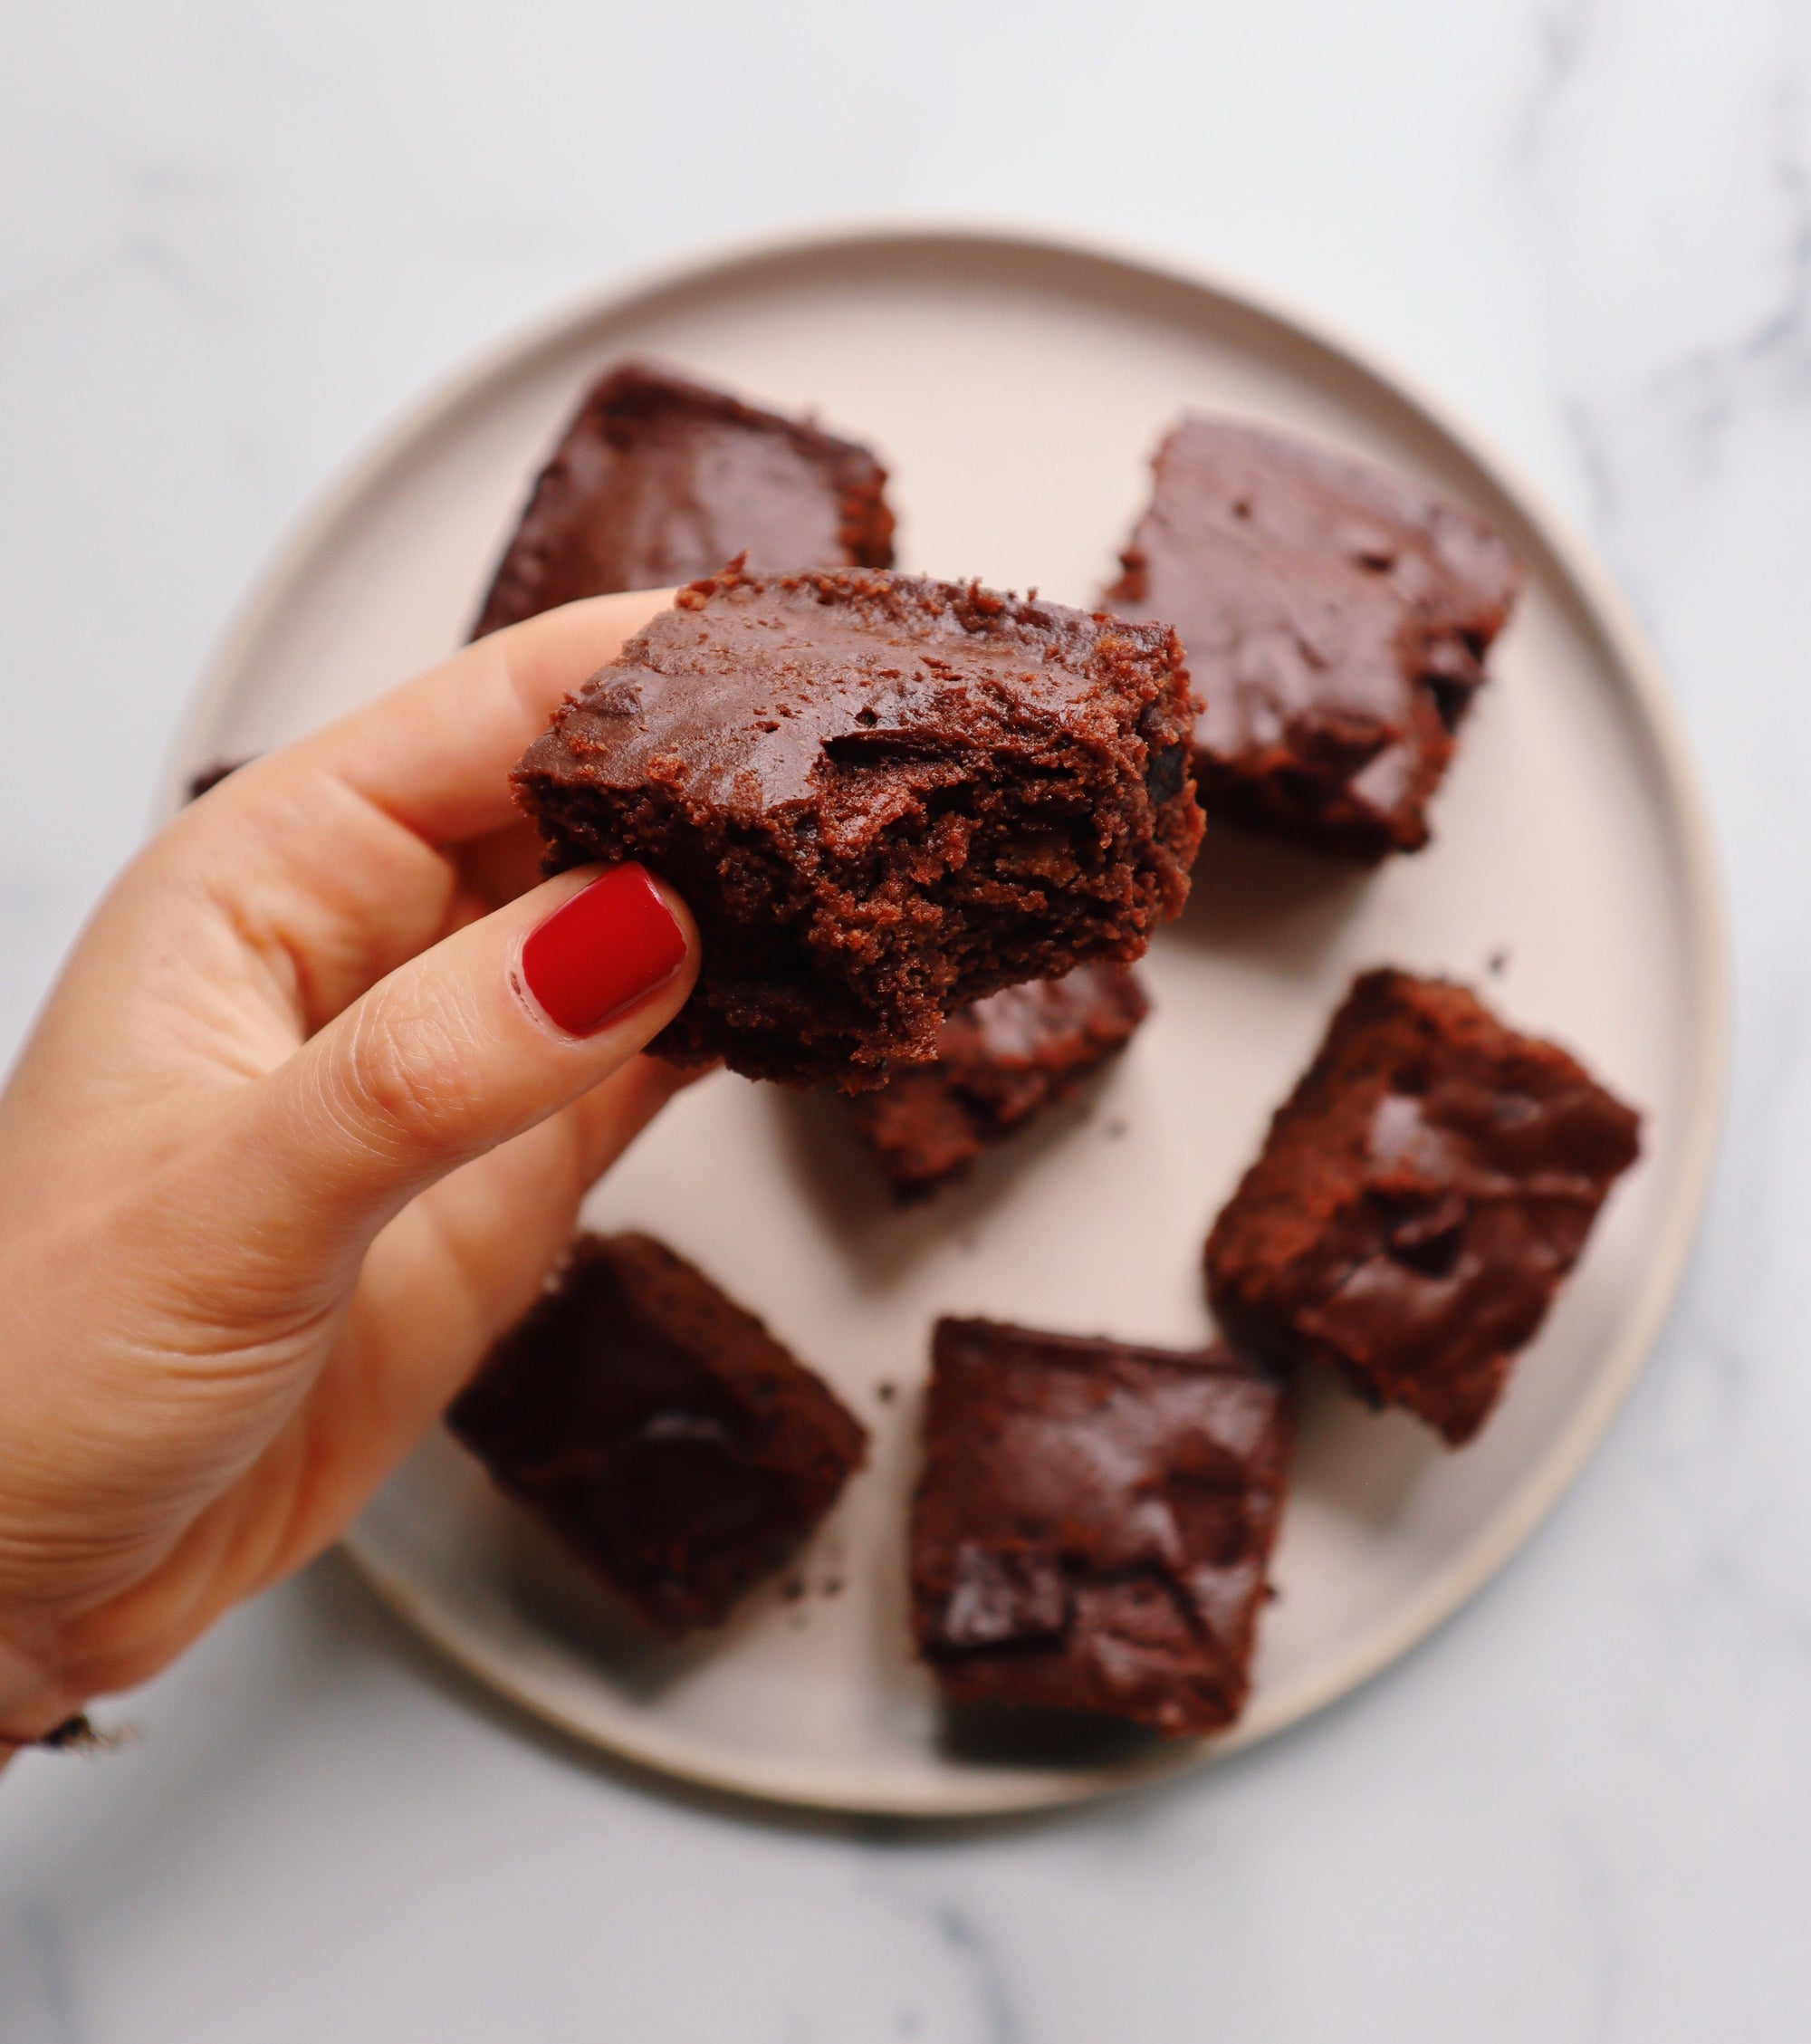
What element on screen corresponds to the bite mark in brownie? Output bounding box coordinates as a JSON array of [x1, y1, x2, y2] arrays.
[[910, 1318, 1292, 1736], [845, 963, 1150, 1199], [472, 360, 896, 636], [1106, 416, 1523, 860], [1204, 970, 1642, 1446], [513, 564, 1203, 1090], [446, 1233, 867, 1636]]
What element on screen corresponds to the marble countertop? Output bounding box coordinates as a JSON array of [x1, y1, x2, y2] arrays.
[[3, 2, 1807, 2036]]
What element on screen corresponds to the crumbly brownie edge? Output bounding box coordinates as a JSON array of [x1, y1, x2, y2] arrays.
[[513, 568, 1201, 1089]]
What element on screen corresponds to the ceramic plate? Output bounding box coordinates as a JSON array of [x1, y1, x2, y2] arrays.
[[174, 226, 1726, 1815]]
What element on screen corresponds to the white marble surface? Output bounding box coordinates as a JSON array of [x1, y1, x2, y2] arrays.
[[1, 1, 1806, 2036]]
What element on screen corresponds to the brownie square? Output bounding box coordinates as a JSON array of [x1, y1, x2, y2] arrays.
[[845, 963, 1150, 1200], [910, 1319, 1292, 1736], [1205, 970, 1642, 1445], [513, 564, 1203, 1090], [472, 360, 896, 636], [1106, 416, 1523, 861], [446, 1233, 867, 1636]]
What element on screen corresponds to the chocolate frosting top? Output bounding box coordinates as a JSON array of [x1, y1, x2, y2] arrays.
[[517, 564, 1188, 831], [1292, 1039, 1641, 1437], [472, 360, 894, 636], [946, 962, 1147, 1068], [446, 1232, 866, 1632], [914, 1319, 1290, 1665], [1207, 970, 1641, 1444], [1107, 416, 1522, 823]]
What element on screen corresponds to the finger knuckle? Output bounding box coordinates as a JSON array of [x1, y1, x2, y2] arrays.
[[332, 997, 477, 1158]]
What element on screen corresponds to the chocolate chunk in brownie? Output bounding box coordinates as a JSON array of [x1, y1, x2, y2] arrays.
[[1205, 970, 1642, 1445], [513, 564, 1202, 1090], [910, 1318, 1291, 1736], [472, 360, 896, 636], [1106, 416, 1523, 861], [446, 1233, 867, 1636], [845, 963, 1150, 1199]]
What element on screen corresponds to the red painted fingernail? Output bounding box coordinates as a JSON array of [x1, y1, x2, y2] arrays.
[[518, 865, 688, 1038]]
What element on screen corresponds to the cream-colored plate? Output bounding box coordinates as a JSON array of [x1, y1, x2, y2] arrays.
[[176, 225, 1726, 1816]]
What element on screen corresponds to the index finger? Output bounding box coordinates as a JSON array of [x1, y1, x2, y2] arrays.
[[292, 588, 672, 846]]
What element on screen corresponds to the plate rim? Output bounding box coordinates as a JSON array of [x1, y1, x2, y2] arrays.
[[177, 216, 1731, 1817]]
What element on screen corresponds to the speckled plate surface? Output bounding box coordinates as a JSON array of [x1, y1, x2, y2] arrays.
[[174, 225, 1726, 1816]]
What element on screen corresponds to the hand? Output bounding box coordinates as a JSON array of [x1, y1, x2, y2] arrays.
[[0, 590, 701, 1747]]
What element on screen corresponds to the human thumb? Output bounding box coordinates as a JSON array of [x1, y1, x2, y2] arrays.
[[239, 862, 698, 1264]]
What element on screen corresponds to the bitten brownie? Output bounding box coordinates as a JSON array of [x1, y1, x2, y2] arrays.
[[446, 1233, 867, 1636], [845, 963, 1150, 1200], [911, 1319, 1291, 1736], [1106, 416, 1523, 861], [472, 360, 896, 636], [513, 564, 1202, 1090], [1204, 970, 1642, 1446]]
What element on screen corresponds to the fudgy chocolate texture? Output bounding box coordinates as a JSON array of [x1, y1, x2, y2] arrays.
[[846, 964, 1150, 1199], [1205, 970, 1641, 1446], [472, 360, 896, 636], [513, 564, 1203, 1090], [910, 1319, 1292, 1736], [1106, 416, 1523, 861], [446, 1233, 867, 1636]]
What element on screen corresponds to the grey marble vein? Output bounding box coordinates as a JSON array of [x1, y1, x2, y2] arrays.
[[0, 1899, 83, 2044]]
